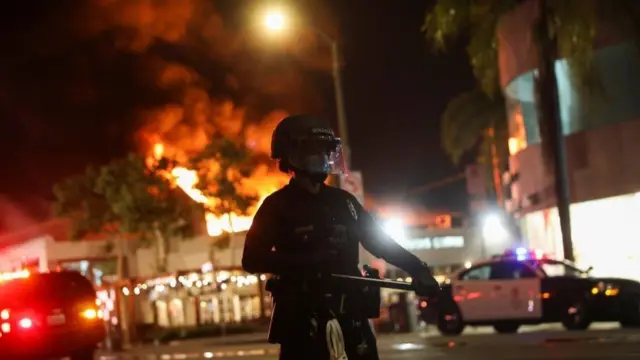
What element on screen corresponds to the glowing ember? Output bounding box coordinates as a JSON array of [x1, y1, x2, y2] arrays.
[[150, 141, 286, 237]]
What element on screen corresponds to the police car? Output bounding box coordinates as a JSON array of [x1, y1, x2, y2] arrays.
[[421, 248, 640, 335], [0, 270, 105, 359]]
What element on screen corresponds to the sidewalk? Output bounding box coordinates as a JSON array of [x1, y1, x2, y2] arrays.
[[111, 323, 640, 355], [119, 330, 427, 354], [128, 332, 271, 353]]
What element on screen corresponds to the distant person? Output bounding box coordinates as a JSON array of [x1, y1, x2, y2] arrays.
[[242, 114, 438, 360]]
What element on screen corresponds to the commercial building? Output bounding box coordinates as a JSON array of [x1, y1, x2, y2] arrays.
[[0, 219, 267, 329], [499, 0, 640, 280]]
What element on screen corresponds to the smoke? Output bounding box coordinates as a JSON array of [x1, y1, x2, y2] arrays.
[[0, 0, 335, 171]]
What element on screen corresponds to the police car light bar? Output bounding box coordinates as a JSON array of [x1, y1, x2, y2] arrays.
[[503, 248, 546, 261]]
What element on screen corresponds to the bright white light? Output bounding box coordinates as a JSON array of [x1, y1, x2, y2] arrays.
[[393, 343, 426, 351], [264, 10, 286, 31], [482, 214, 509, 243], [383, 217, 406, 241], [464, 261, 472, 269]]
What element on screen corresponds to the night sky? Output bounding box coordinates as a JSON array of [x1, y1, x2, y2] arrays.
[[0, 0, 475, 229]]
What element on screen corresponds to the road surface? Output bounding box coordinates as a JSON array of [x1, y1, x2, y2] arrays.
[[95, 323, 640, 360]]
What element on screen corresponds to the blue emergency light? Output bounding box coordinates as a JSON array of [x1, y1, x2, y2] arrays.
[[503, 248, 546, 261]]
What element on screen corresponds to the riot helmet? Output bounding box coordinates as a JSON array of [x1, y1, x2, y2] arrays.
[[271, 114, 345, 178]]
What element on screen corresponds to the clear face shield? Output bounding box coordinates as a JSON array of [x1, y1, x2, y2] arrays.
[[288, 135, 346, 175]]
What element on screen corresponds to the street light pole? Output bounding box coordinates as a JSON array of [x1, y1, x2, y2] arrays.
[[535, 0, 574, 261], [330, 41, 350, 167], [263, 11, 351, 167], [315, 29, 350, 167]]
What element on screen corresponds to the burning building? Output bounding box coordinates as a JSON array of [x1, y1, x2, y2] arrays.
[[0, 0, 339, 331]]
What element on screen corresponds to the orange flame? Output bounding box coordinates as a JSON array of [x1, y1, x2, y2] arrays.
[[150, 142, 287, 237]]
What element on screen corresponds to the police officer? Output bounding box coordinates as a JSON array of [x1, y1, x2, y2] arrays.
[[242, 114, 438, 360]]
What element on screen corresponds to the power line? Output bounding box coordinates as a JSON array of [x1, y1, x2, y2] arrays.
[[405, 172, 466, 196]]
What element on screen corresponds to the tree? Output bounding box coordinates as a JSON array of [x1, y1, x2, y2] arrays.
[[53, 154, 195, 344], [441, 89, 508, 201], [94, 154, 195, 273], [189, 136, 259, 336], [421, 0, 624, 97], [190, 137, 260, 246], [53, 154, 195, 273], [425, 0, 640, 260], [424, 0, 640, 158]]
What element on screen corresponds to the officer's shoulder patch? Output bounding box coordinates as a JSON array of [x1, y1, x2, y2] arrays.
[[346, 199, 358, 220]]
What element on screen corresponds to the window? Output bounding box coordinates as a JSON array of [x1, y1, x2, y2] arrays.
[[460, 265, 491, 281], [432, 236, 464, 249], [530, 260, 588, 278], [396, 236, 464, 250], [490, 261, 537, 280], [508, 104, 528, 155]]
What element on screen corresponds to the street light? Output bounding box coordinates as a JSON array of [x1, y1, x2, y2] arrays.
[[481, 214, 509, 244], [261, 9, 351, 167], [264, 10, 286, 31], [383, 217, 406, 242]]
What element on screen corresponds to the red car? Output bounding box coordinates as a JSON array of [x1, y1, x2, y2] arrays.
[[0, 270, 106, 359]]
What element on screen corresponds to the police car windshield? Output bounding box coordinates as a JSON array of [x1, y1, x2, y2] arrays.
[[529, 259, 589, 278]]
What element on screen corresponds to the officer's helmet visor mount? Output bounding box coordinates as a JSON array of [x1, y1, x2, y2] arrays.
[[288, 133, 345, 175]]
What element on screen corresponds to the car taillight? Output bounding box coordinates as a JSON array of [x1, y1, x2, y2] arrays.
[[81, 306, 103, 321], [1, 309, 10, 333], [18, 317, 32, 329], [81, 308, 98, 320]]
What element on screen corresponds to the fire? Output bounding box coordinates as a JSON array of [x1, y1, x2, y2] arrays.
[[150, 142, 287, 237]]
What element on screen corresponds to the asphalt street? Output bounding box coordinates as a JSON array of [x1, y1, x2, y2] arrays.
[[93, 323, 640, 360]]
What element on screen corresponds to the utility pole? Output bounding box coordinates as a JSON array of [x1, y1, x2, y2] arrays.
[[535, 0, 574, 261], [330, 41, 350, 167]]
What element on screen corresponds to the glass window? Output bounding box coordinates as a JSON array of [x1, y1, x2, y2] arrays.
[[508, 104, 528, 155], [460, 265, 491, 281], [505, 93, 540, 147], [491, 261, 537, 280], [529, 260, 588, 278], [432, 236, 464, 249]]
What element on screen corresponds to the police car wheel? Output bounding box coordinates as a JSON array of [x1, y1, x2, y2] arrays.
[[493, 322, 520, 334], [436, 305, 465, 336], [561, 298, 591, 331]]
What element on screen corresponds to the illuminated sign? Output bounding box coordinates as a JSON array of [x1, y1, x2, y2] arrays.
[[396, 236, 464, 251]]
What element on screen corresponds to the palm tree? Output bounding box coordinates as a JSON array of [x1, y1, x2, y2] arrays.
[[425, 0, 640, 260], [422, 0, 637, 96], [425, 0, 640, 152], [441, 89, 508, 202]]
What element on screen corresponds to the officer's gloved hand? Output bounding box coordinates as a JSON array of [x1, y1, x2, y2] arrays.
[[411, 264, 440, 297]]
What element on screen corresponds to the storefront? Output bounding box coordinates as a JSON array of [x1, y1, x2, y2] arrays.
[[129, 267, 269, 328], [520, 192, 640, 281]]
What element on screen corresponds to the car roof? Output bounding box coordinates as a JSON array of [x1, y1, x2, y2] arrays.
[[0, 270, 93, 288], [450, 258, 502, 278], [451, 257, 582, 279], [451, 257, 558, 278]]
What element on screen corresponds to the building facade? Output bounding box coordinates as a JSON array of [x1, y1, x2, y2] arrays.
[[0, 219, 267, 329], [499, 0, 640, 280]]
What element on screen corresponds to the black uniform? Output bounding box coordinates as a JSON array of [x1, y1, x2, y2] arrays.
[[242, 178, 426, 360]]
